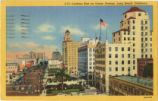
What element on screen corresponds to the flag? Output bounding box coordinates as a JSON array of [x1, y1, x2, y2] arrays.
[[100, 18, 106, 27]]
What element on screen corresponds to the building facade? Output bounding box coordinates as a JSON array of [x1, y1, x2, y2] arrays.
[[109, 76, 153, 95], [78, 38, 99, 85], [6, 63, 19, 73], [94, 7, 152, 94], [62, 30, 80, 76], [48, 59, 62, 69], [29, 51, 45, 60], [137, 58, 153, 78], [52, 51, 62, 61]]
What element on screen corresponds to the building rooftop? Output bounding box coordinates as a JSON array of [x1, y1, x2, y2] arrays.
[[124, 7, 145, 14], [113, 76, 153, 89]]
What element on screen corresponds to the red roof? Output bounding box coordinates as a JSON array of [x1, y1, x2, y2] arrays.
[[124, 7, 145, 14], [65, 30, 70, 34]]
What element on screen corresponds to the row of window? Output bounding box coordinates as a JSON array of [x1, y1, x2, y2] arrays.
[[109, 47, 130, 51], [109, 66, 135, 72], [141, 37, 152, 41], [141, 32, 152, 36], [109, 60, 135, 65], [109, 54, 135, 58], [141, 48, 152, 52], [141, 54, 152, 58], [141, 43, 152, 47]]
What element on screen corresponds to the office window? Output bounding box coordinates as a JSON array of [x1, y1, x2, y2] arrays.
[[121, 47, 124, 51], [122, 60, 124, 65], [128, 47, 130, 51], [124, 31, 126, 35], [133, 49, 135, 52], [133, 60, 135, 64], [128, 67, 130, 71], [133, 43, 135, 46], [119, 37, 121, 41], [122, 54, 124, 58], [145, 43, 148, 47], [115, 47, 118, 51], [128, 60, 130, 64], [109, 67, 112, 72], [124, 37, 126, 40], [115, 54, 118, 58], [115, 61, 118, 65], [141, 49, 144, 52], [109, 54, 112, 58], [141, 26, 143, 30], [141, 55, 144, 58], [128, 37, 130, 40], [150, 38, 152, 41], [115, 67, 118, 71], [145, 32, 148, 35], [141, 38, 143, 41], [145, 26, 148, 30], [133, 26, 135, 30], [146, 49, 148, 52], [141, 20, 143, 24], [141, 32, 144, 36], [109, 61, 112, 65], [145, 21, 148, 24], [145, 55, 148, 58], [128, 31, 130, 35], [150, 43, 152, 47], [133, 55, 135, 58], [150, 48, 152, 52], [89, 48, 92, 52], [133, 20, 135, 24], [128, 54, 130, 58], [133, 66, 135, 70], [133, 37, 135, 41], [150, 55, 152, 58], [122, 67, 124, 71], [128, 20, 130, 24], [133, 32, 135, 35], [109, 47, 112, 51], [128, 26, 130, 30], [141, 43, 143, 47]]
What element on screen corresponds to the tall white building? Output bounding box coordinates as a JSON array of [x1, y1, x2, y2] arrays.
[[78, 38, 99, 85], [94, 7, 152, 93]]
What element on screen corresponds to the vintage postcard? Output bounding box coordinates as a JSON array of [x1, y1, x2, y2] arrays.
[[0, 0, 158, 101]]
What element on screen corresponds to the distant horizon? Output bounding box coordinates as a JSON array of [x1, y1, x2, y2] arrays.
[[6, 6, 153, 59]]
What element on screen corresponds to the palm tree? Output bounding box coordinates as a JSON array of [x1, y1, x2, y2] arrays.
[[55, 66, 69, 92]]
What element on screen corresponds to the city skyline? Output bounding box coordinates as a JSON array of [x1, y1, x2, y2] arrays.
[[7, 6, 153, 59]]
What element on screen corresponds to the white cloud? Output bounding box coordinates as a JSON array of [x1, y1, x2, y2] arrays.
[[35, 23, 55, 33], [43, 36, 55, 40], [61, 25, 85, 36], [92, 24, 108, 31]]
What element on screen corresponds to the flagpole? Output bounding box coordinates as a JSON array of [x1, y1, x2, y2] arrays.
[[106, 25, 107, 40], [99, 20, 101, 41]]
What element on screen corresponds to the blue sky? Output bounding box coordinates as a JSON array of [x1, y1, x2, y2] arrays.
[[7, 6, 153, 54]]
